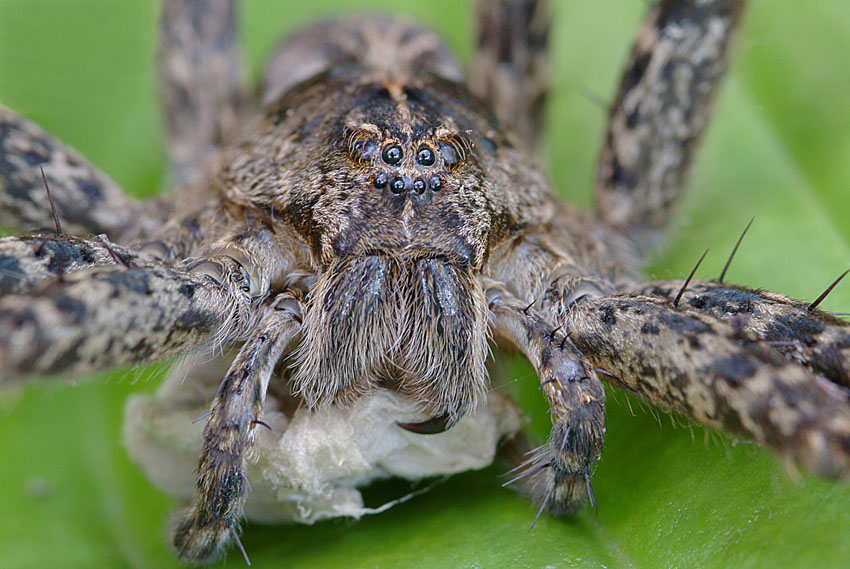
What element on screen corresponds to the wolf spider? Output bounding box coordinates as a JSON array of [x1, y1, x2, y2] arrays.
[[1, 0, 849, 566]]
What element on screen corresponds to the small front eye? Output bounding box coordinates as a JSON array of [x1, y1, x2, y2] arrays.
[[416, 147, 435, 166], [382, 145, 403, 165], [374, 173, 387, 189], [391, 177, 406, 194]]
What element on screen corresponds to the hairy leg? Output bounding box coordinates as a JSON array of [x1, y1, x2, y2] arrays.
[[487, 284, 604, 516], [566, 285, 850, 479], [0, 233, 144, 294], [158, 0, 250, 186], [479, 209, 636, 514], [595, 0, 746, 248], [0, 216, 306, 380], [172, 295, 301, 565], [0, 248, 255, 380], [0, 107, 140, 236], [631, 280, 850, 391], [469, 0, 549, 150]]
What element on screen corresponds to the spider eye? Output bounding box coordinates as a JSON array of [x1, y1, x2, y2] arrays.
[[416, 147, 435, 166], [345, 129, 377, 163], [374, 172, 388, 189], [351, 138, 376, 161], [430, 175, 442, 191], [413, 178, 426, 194], [439, 137, 466, 170], [382, 144, 403, 165], [391, 177, 406, 194]]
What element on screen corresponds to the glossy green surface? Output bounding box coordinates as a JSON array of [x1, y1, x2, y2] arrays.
[[1, 1, 849, 568]]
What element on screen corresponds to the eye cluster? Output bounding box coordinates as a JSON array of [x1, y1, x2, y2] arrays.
[[372, 141, 446, 196], [346, 128, 468, 197]]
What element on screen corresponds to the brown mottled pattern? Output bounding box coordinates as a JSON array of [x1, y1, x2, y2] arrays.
[[173, 297, 301, 563], [0, 234, 147, 294], [220, 66, 555, 268], [158, 0, 250, 186], [469, 0, 549, 150], [2, 0, 848, 565], [596, 0, 745, 245], [0, 107, 140, 236], [489, 286, 605, 514], [632, 280, 850, 390], [0, 257, 253, 379], [566, 292, 850, 479]]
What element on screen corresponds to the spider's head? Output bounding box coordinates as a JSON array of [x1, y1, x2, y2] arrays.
[[341, 119, 468, 205], [220, 69, 554, 270]]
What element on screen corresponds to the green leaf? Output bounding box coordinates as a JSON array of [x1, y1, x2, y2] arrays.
[[1, 1, 849, 568]]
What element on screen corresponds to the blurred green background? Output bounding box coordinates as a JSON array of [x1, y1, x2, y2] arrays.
[[1, 1, 849, 567]]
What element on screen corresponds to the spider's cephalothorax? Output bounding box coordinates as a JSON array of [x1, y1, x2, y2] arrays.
[[2, 0, 850, 565], [221, 64, 553, 423]]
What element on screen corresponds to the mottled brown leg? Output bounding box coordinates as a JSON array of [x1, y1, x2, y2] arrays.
[[632, 280, 850, 391], [487, 285, 604, 516], [566, 289, 850, 479], [158, 0, 250, 185], [469, 0, 549, 149], [172, 296, 301, 565], [0, 255, 254, 380], [0, 106, 140, 236], [595, 0, 746, 246], [0, 234, 145, 294]]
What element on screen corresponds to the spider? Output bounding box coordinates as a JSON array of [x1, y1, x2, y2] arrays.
[[1, 1, 848, 568]]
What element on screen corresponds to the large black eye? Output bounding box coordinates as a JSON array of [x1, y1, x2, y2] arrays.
[[416, 147, 435, 166], [382, 145, 403, 165]]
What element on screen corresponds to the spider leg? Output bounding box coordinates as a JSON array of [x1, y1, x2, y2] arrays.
[[0, 221, 298, 380], [0, 254, 254, 380], [0, 106, 141, 236], [595, 0, 746, 248], [172, 295, 301, 565], [633, 280, 850, 391], [0, 233, 143, 294], [566, 287, 850, 480], [487, 285, 605, 515], [469, 0, 549, 150], [158, 0, 250, 186], [261, 17, 463, 106]]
